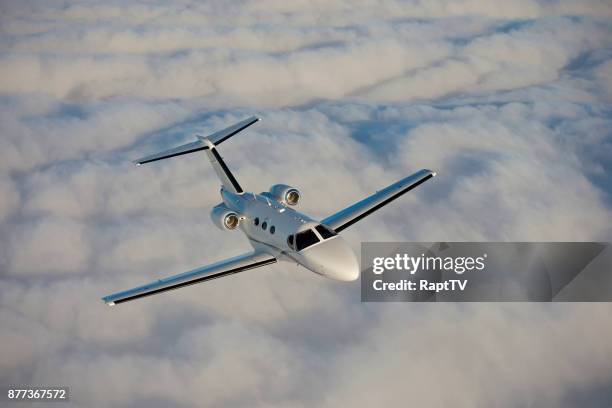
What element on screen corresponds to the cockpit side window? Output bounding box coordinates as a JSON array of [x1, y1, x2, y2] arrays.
[[315, 224, 337, 240], [295, 229, 320, 251], [287, 234, 294, 249]]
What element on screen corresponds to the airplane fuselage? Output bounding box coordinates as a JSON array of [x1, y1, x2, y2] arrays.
[[220, 187, 360, 281]]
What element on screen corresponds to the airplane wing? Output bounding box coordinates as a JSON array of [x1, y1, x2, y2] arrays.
[[320, 169, 436, 233], [102, 251, 276, 305], [135, 116, 260, 164]]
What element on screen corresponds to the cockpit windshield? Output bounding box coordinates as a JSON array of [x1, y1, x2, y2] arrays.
[[295, 229, 320, 251], [315, 224, 337, 239]]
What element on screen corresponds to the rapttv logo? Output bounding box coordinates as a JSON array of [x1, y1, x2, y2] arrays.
[[372, 253, 487, 275]]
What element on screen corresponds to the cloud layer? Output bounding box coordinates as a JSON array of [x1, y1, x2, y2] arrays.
[[1, 1, 612, 407]]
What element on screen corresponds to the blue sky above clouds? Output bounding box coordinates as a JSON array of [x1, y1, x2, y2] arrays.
[[1, 1, 612, 406]]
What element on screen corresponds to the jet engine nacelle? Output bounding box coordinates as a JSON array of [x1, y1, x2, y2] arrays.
[[269, 184, 300, 206], [211, 204, 240, 231]]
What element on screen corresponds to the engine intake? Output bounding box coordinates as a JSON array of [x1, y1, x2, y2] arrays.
[[269, 184, 300, 206], [211, 204, 240, 231]]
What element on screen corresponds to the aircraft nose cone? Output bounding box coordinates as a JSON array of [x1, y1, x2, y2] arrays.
[[302, 237, 360, 281]]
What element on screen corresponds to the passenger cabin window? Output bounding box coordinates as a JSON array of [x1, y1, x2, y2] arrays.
[[254, 217, 259, 226], [270, 226, 275, 234], [295, 229, 320, 251], [262, 221, 267, 230], [315, 224, 337, 239]]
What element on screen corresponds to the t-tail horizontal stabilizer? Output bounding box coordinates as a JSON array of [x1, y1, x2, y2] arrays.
[[134, 116, 259, 165]]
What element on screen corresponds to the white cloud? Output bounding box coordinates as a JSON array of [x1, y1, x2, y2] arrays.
[[1, 1, 612, 407], [595, 58, 612, 98], [0, 174, 20, 222], [8, 217, 91, 275], [323, 304, 612, 408]]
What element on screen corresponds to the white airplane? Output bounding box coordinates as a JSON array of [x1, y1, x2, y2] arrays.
[[103, 116, 436, 305]]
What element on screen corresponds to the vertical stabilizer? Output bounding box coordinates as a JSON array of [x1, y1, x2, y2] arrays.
[[201, 138, 244, 194]]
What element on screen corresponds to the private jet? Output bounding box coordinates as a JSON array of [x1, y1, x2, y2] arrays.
[[103, 116, 436, 305]]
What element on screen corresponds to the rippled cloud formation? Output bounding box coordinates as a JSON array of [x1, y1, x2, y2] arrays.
[[1, 1, 612, 406]]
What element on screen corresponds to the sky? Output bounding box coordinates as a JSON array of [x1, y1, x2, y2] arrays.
[[1, 0, 612, 406]]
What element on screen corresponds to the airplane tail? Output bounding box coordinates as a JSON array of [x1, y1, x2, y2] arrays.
[[133, 116, 259, 194], [133, 116, 259, 165]]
